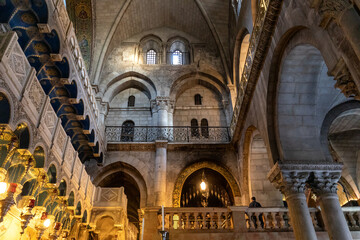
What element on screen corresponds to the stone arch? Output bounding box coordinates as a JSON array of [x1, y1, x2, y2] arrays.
[[93, 161, 148, 208], [172, 161, 241, 207], [33, 145, 46, 168], [267, 27, 344, 163], [170, 72, 229, 102], [243, 126, 283, 206], [233, 28, 250, 93], [103, 73, 157, 103]]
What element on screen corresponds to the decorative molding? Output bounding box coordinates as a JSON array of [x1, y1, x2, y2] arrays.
[[330, 57, 360, 100], [107, 143, 156, 152], [311, 0, 352, 28]]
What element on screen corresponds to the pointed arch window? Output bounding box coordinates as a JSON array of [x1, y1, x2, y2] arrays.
[[194, 94, 202, 105], [172, 50, 183, 65], [191, 119, 199, 137], [128, 95, 135, 107], [201, 119, 209, 138], [146, 49, 157, 64], [121, 120, 135, 142]]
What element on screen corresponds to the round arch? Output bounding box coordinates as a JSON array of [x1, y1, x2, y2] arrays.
[[267, 27, 341, 163], [172, 161, 241, 207]]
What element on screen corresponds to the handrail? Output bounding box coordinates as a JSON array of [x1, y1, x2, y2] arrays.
[[106, 126, 230, 143]]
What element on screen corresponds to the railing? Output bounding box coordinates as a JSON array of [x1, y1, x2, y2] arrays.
[[160, 208, 233, 230], [343, 207, 360, 231], [153, 207, 360, 233], [245, 207, 322, 232], [106, 126, 230, 143]]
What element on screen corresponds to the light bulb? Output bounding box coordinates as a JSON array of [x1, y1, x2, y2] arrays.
[[44, 219, 51, 228], [0, 182, 7, 194], [200, 181, 206, 191]]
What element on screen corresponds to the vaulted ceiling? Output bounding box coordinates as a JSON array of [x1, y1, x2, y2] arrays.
[[90, 0, 230, 84]]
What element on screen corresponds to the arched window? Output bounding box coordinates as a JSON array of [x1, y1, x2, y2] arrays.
[[121, 121, 135, 142], [190, 119, 199, 137], [172, 50, 183, 65], [128, 95, 135, 107], [146, 49, 157, 64], [194, 94, 202, 105], [201, 119, 209, 138]]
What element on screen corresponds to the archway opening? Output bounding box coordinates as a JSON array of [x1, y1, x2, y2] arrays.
[[180, 168, 234, 207], [98, 171, 140, 229]]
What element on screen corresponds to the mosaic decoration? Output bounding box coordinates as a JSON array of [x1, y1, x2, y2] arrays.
[[66, 0, 92, 72]]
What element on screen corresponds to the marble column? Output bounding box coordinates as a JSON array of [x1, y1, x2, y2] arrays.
[[309, 166, 352, 240], [154, 140, 168, 206], [268, 163, 317, 240]]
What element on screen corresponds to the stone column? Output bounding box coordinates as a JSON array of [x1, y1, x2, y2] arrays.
[[154, 140, 168, 206], [268, 163, 317, 240], [151, 97, 174, 140], [309, 165, 352, 240]]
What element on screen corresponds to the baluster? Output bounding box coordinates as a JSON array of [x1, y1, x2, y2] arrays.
[[270, 212, 277, 229], [248, 212, 255, 230], [279, 212, 286, 230], [184, 213, 190, 229], [264, 212, 271, 229], [209, 212, 215, 229], [202, 212, 207, 229], [354, 211, 360, 228], [179, 213, 183, 229], [218, 212, 223, 229], [225, 212, 230, 229], [284, 211, 292, 230], [168, 213, 174, 229], [347, 212, 356, 228], [193, 212, 200, 230]]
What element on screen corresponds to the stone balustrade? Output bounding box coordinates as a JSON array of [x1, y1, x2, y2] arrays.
[[160, 207, 233, 230], [154, 206, 360, 233], [343, 207, 360, 230]]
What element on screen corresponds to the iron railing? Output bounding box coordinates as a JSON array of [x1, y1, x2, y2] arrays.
[[106, 126, 230, 143]]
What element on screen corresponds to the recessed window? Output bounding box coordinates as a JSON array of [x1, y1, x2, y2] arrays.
[[194, 94, 202, 105], [128, 95, 135, 107], [201, 119, 209, 138], [191, 119, 199, 137], [121, 120, 135, 142], [172, 50, 183, 65], [146, 49, 156, 65]]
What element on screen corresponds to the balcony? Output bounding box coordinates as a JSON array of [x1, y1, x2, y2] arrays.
[[105, 126, 230, 143], [140, 207, 360, 239]]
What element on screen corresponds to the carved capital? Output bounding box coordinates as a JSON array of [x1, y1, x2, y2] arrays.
[[268, 162, 344, 197], [268, 165, 309, 196], [151, 97, 174, 113], [330, 58, 360, 100], [311, 0, 352, 28], [308, 170, 342, 195]]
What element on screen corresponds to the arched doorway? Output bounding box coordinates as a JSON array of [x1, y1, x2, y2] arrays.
[[180, 168, 234, 207]]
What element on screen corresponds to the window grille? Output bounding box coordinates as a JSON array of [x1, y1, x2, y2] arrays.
[[146, 49, 156, 64]]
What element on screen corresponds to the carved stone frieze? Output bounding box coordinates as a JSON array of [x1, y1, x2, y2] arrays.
[[27, 77, 45, 113], [330, 58, 360, 100]]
